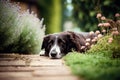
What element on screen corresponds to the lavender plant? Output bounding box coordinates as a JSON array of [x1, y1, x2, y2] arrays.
[[0, 0, 45, 54]]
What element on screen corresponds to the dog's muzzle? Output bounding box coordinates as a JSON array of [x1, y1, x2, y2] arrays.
[[49, 44, 61, 59], [50, 50, 57, 58]]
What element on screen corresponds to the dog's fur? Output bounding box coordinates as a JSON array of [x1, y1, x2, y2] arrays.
[[41, 31, 97, 59]]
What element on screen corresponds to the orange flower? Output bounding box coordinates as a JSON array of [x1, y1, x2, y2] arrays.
[[108, 37, 113, 43], [86, 38, 91, 42], [109, 37, 113, 41], [89, 31, 94, 35], [103, 23, 110, 27], [108, 40, 113, 43], [81, 46, 86, 50], [95, 30, 100, 35], [85, 42, 90, 46], [96, 13, 102, 19], [112, 31, 119, 35], [97, 34, 103, 38], [112, 28, 117, 31], [101, 16, 106, 20], [102, 29, 106, 33], [94, 37, 98, 40], [91, 38, 97, 42], [115, 13, 120, 17], [98, 23, 103, 27]]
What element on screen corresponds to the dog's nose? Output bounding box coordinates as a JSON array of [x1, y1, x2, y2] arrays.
[[50, 50, 57, 58]]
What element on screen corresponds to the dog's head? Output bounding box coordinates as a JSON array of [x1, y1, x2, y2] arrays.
[[41, 31, 86, 59]]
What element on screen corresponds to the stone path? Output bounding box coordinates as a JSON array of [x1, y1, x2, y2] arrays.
[[0, 54, 79, 80]]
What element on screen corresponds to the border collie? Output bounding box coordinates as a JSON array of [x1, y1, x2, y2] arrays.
[[41, 31, 97, 59]]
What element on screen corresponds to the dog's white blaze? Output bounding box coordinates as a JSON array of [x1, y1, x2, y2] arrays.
[[49, 36, 61, 58]]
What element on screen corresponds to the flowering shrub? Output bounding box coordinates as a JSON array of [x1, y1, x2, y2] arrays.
[[97, 13, 120, 35], [0, 0, 45, 54], [64, 13, 120, 80], [85, 13, 120, 58], [95, 13, 120, 58], [84, 13, 120, 58]]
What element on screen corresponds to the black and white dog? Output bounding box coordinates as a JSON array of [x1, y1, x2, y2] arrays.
[[41, 31, 97, 59]]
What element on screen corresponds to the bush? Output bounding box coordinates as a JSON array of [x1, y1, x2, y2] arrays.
[[0, 0, 45, 54], [64, 13, 120, 80], [65, 34, 120, 80], [64, 34, 120, 80], [87, 35, 120, 58]]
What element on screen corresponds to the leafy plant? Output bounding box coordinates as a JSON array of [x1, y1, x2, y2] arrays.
[[72, 0, 120, 31], [0, 0, 45, 54], [64, 13, 120, 80]]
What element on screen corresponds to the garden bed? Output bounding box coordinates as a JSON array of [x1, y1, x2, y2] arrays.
[[64, 35, 120, 80]]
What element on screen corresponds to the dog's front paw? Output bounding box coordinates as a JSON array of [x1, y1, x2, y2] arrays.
[[39, 50, 45, 56]]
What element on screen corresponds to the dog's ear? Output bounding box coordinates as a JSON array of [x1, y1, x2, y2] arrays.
[[41, 35, 51, 56], [66, 32, 82, 52], [41, 35, 50, 49], [67, 31, 85, 52]]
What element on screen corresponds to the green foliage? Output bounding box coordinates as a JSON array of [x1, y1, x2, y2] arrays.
[[0, 1, 45, 54], [88, 34, 120, 57], [64, 34, 120, 80], [87, 35, 113, 57], [64, 1, 120, 80], [72, 0, 120, 31]]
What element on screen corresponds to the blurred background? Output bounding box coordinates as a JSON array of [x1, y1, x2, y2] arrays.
[[11, 0, 120, 34]]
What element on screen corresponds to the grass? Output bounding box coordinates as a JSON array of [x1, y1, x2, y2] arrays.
[[64, 35, 120, 80]]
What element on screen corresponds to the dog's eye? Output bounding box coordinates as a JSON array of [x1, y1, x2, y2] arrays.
[[58, 39, 64, 44], [48, 40, 54, 44], [58, 39, 61, 44], [47, 40, 54, 49], [58, 39, 66, 50]]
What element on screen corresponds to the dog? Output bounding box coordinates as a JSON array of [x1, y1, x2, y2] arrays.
[[41, 31, 98, 59]]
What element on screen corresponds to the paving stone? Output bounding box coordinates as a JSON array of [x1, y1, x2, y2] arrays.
[[0, 54, 22, 58], [30, 60, 63, 67], [0, 60, 26, 67], [0, 66, 34, 72], [0, 72, 32, 77], [0, 66, 68, 72], [30, 57, 60, 62], [0, 54, 80, 80], [0, 54, 40, 60], [0, 76, 79, 80], [0, 58, 15, 61], [20, 55, 41, 58], [33, 69, 71, 76]]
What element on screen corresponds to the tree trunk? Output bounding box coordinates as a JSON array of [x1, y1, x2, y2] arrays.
[[38, 0, 62, 34]]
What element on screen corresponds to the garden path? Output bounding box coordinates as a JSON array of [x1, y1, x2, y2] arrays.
[[0, 54, 79, 80]]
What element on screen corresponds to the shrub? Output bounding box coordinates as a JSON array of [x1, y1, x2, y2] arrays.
[[64, 13, 120, 80], [0, 0, 45, 54]]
